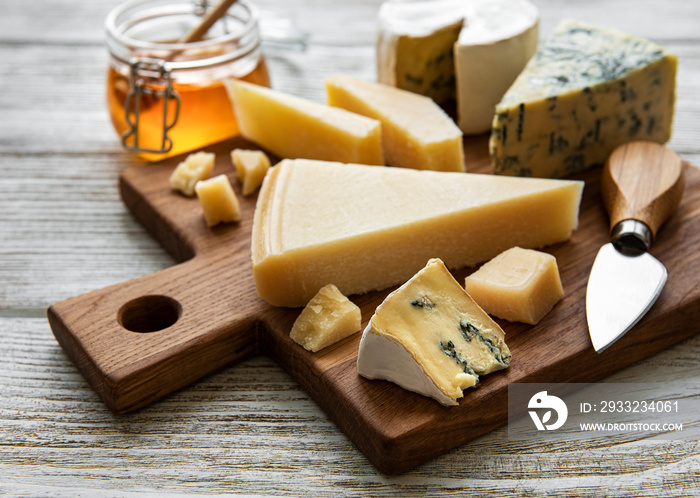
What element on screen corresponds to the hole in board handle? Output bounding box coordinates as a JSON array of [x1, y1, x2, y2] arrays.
[[118, 295, 182, 333]]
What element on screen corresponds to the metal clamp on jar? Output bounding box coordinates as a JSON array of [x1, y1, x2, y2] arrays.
[[105, 0, 271, 161]]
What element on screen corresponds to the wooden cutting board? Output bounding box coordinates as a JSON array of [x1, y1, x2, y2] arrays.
[[48, 135, 700, 474]]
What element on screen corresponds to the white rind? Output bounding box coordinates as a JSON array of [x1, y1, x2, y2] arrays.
[[376, 0, 539, 134], [356, 324, 456, 406], [457, 0, 538, 45], [376, 0, 464, 90], [455, 0, 539, 134]]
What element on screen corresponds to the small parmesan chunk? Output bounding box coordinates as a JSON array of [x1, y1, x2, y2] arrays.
[[464, 247, 563, 325], [231, 149, 271, 196], [169, 151, 215, 196], [290, 284, 362, 352], [195, 174, 241, 227]]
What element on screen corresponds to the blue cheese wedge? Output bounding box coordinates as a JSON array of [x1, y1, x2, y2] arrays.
[[490, 19, 678, 178], [357, 258, 511, 406]]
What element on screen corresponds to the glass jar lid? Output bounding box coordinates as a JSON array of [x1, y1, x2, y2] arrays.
[[105, 0, 262, 72]]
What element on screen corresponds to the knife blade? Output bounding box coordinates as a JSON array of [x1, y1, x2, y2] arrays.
[[586, 141, 685, 353]]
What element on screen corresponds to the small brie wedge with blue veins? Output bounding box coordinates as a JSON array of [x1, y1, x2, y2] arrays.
[[490, 19, 677, 178], [376, 0, 539, 135], [357, 258, 511, 406]]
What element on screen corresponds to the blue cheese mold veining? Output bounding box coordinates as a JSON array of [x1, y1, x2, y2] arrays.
[[490, 19, 677, 178]]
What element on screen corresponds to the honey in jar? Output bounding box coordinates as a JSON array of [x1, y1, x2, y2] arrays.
[[105, 0, 271, 161]]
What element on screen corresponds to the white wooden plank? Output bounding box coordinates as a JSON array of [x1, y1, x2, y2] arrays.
[[2, 0, 700, 494], [2, 0, 700, 46], [0, 153, 173, 310], [1, 317, 698, 496]]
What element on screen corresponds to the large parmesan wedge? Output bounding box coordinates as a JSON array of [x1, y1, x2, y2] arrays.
[[325, 75, 464, 172], [251, 158, 583, 307], [225, 80, 384, 166]]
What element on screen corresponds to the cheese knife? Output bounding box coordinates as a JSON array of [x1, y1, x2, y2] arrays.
[[586, 141, 685, 353]]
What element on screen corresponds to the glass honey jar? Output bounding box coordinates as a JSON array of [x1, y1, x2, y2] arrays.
[[105, 0, 271, 161]]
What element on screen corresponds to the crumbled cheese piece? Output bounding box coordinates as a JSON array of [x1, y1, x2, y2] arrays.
[[290, 284, 362, 352], [231, 148, 271, 196], [194, 174, 241, 227], [169, 151, 215, 196]]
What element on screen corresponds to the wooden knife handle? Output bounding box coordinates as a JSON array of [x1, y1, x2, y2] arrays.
[[602, 141, 686, 240]]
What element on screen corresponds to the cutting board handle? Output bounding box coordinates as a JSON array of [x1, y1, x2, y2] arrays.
[[48, 254, 261, 414], [46, 140, 274, 414], [602, 141, 686, 241]]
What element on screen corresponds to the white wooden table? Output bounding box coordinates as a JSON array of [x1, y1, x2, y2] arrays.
[[1, 0, 699, 495]]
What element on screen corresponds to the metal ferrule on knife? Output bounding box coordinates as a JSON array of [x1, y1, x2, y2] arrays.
[[611, 219, 653, 254]]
